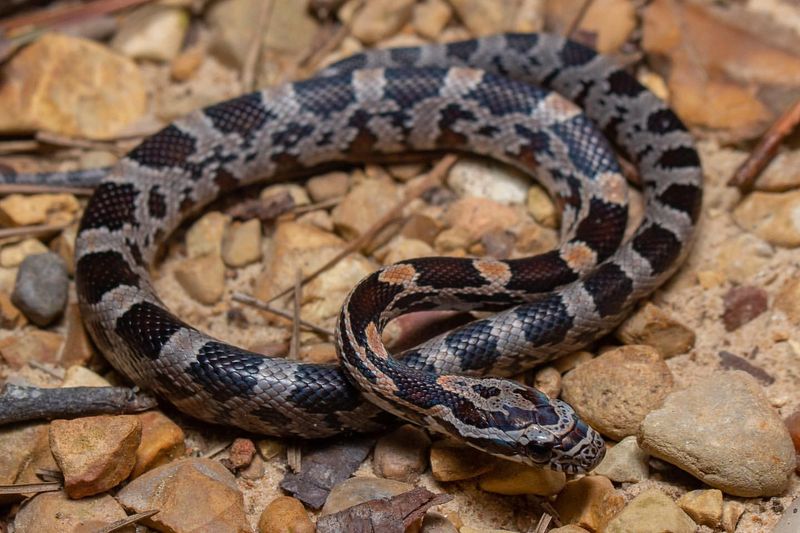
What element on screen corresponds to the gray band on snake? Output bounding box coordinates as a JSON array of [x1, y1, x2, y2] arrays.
[[69, 34, 702, 473]]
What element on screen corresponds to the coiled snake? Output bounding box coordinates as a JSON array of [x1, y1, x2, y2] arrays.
[[59, 34, 703, 474]]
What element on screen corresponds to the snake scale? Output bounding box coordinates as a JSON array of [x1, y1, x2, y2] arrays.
[[64, 33, 703, 473]]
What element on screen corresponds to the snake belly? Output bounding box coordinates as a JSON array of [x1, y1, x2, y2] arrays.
[[73, 33, 702, 474]]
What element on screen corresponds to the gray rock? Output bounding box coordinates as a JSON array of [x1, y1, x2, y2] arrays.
[[593, 436, 649, 483], [638, 371, 796, 497], [373, 424, 431, 483], [11, 252, 68, 326]]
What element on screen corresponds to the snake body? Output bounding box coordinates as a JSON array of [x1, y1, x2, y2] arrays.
[[72, 34, 702, 473]]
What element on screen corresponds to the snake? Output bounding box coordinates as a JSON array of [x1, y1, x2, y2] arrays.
[[53, 33, 702, 474]]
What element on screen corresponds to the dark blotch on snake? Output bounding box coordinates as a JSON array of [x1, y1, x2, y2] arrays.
[[76, 250, 140, 305], [115, 302, 185, 360], [582, 262, 634, 317]]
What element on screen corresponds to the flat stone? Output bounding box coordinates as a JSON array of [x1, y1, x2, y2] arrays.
[[174, 253, 226, 304], [615, 303, 696, 357], [400, 214, 441, 245], [306, 171, 349, 202], [430, 439, 496, 481], [0, 237, 49, 267], [638, 371, 796, 496], [14, 491, 128, 532], [786, 408, 800, 452], [443, 197, 520, 243], [561, 345, 674, 440], [11, 252, 69, 326], [332, 177, 401, 240], [301, 254, 375, 324], [722, 285, 768, 331], [732, 190, 800, 247], [186, 211, 230, 259], [111, 4, 189, 62], [549, 527, 590, 533], [60, 303, 94, 367], [533, 366, 562, 398], [721, 500, 746, 533], [413, 0, 452, 39], [259, 496, 314, 533], [50, 415, 142, 498], [593, 436, 649, 483], [677, 489, 723, 528], [131, 411, 186, 478], [715, 233, 773, 283], [605, 488, 695, 533], [0, 33, 146, 139], [298, 342, 338, 364], [478, 460, 566, 496], [0, 291, 25, 328], [546, 0, 636, 53], [262, 0, 320, 55], [222, 219, 262, 268], [0, 422, 50, 502], [774, 277, 800, 325], [320, 476, 414, 515], [61, 366, 110, 387], [552, 475, 624, 532], [117, 458, 250, 532], [0, 194, 79, 227], [421, 513, 460, 533], [373, 424, 431, 483], [381, 237, 435, 265], [447, 158, 528, 205], [448, 0, 518, 35], [261, 183, 310, 207], [527, 184, 558, 228], [0, 330, 64, 368], [351, 0, 415, 44]]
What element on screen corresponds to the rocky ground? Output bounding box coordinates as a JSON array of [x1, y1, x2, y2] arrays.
[[0, 0, 799, 532]]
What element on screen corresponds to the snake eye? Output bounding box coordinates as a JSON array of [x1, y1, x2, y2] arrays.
[[524, 440, 553, 463]]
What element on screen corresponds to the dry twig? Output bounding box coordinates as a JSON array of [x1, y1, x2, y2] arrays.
[[231, 292, 334, 338], [728, 98, 800, 194], [0, 481, 61, 496], [0, 0, 153, 32], [0, 223, 71, 241], [0, 184, 94, 196], [93, 510, 160, 533], [565, 0, 595, 37], [241, 0, 274, 91], [289, 269, 302, 360]]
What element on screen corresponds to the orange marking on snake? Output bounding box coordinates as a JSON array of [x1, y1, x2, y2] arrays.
[[560, 241, 597, 272], [474, 259, 512, 284], [378, 263, 417, 286]]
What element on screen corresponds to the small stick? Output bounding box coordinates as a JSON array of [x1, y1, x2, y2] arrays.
[[35, 131, 121, 153], [231, 292, 335, 338], [241, 0, 274, 91], [0, 0, 153, 31], [287, 444, 302, 473], [0, 140, 39, 154], [0, 481, 61, 496], [728, 98, 800, 194], [289, 269, 302, 359], [289, 196, 342, 216], [93, 510, 160, 533], [264, 154, 458, 305], [0, 223, 70, 240], [0, 384, 157, 425], [0, 184, 95, 196]]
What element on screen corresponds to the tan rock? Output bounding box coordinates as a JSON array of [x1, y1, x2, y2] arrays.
[[131, 411, 186, 478], [259, 496, 314, 533], [514, 223, 558, 256], [262, 0, 320, 55], [715, 233, 773, 283], [170, 39, 206, 81], [421, 512, 459, 533], [546, 0, 636, 53], [296, 209, 334, 232], [50, 224, 78, 275], [592, 436, 649, 483], [0, 238, 49, 267], [430, 439, 495, 481], [775, 277, 800, 325], [526, 185, 557, 228], [434, 226, 473, 252], [448, 0, 518, 36], [533, 366, 561, 398], [175, 253, 226, 304], [0, 422, 50, 501], [61, 366, 110, 388], [256, 438, 285, 461], [373, 424, 431, 483], [13, 491, 130, 533], [186, 211, 230, 259], [0, 33, 147, 139], [50, 415, 142, 498], [351, 0, 415, 44], [381, 237, 435, 264], [117, 458, 250, 532], [222, 219, 262, 267], [401, 213, 442, 245], [299, 342, 338, 363], [0, 291, 26, 328], [677, 489, 723, 528], [447, 158, 529, 205], [443, 197, 520, 242], [111, 4, 189, 62], [552, 475, 624, 531], [301, 254, 375, 324], [605, 488, 695, 533], [562, 345, 673, 440], [332, 177, 401, 240], [0, 330, 63, 368], [413, 0, 452, 39], [548, 527, 590, 533], [60, 303, 94, 367], [261, 183, 310, 206], [721, 500, 746, 533], [732, 190, 800, 247], [306, 171, 349, 202], [478, 461, 565, 496], [615, 303, 696, 358], [551, 350, 594, 373], [321, 476, 414, 515], [754, 150, 800, 192]]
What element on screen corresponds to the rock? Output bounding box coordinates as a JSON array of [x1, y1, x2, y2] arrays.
[[552, 476, 624, 531], [401, 213, 442, 245], [421, 513, 459, 533], [605, 488, 695, 533], [306, 171, 349, 202], [170, 39, 206, 81], [413, 0, 452, 39], [321, 476, 414, 515], [131, 411, 185, 478], [60, 303, 94, 367], [256, 438, 285, 460], [561, 345, 673, 440], [721, 501, 746, 533], [259, 496, 314, 533], [0, 330, 63, 368], [13, 491, 129, 532], [774, 277, 800, 325], [448, 0, 518, 35], [787, 408, 800, 452], [373, 424, 431, 483], [261, 183, 311, 207], [615, 303, 695, 357], [430, 439, 495, 481], [478, 461, 565, 496], [262, 0, 319, 55], [186, 211, 230, 259], [301, 254, 375, 324], [549, 527, 590, 533], [732, 190, 800, 247], [50, 415, 142, 498], [0, 238, 49, 267], [443, 197, 520, 242], [117, 458, 250, 532], [0, 291, 25, 328], [552, 350, 594, 373], [351, 0, 415, 44], [593, 436, 648, 482], [11, 252, 68, 326], [388, 162, 426, 181], [225, 437, 256, 471], [434, 226, 473, 252], [677, 489, 723, 528], [241, 454, 265, 480], [532, 365, 561, 398], [332, 177, 401, 240], [638, 371, 796, 496], [514, 223, 558, 255], [715, 233, 773, 283], [526, 185, 558, 228], [717, 350, 774, 385], [546, 0, 636, 53], [381, 237, 435, 264], [111, 4, 189, 62], [0, 33, 146, 139], [222, 219, 262, 267], [447, 158, 528, 205], [174, 253, 226, 304], [297, 209, 335, 232], [721, 285, 768, 331], [754, 150, 800, 192], [0, 422, 49, 493], [479, 229, 516, 259], [298, 342, 338, 363], [61, 366, 110, 387]]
